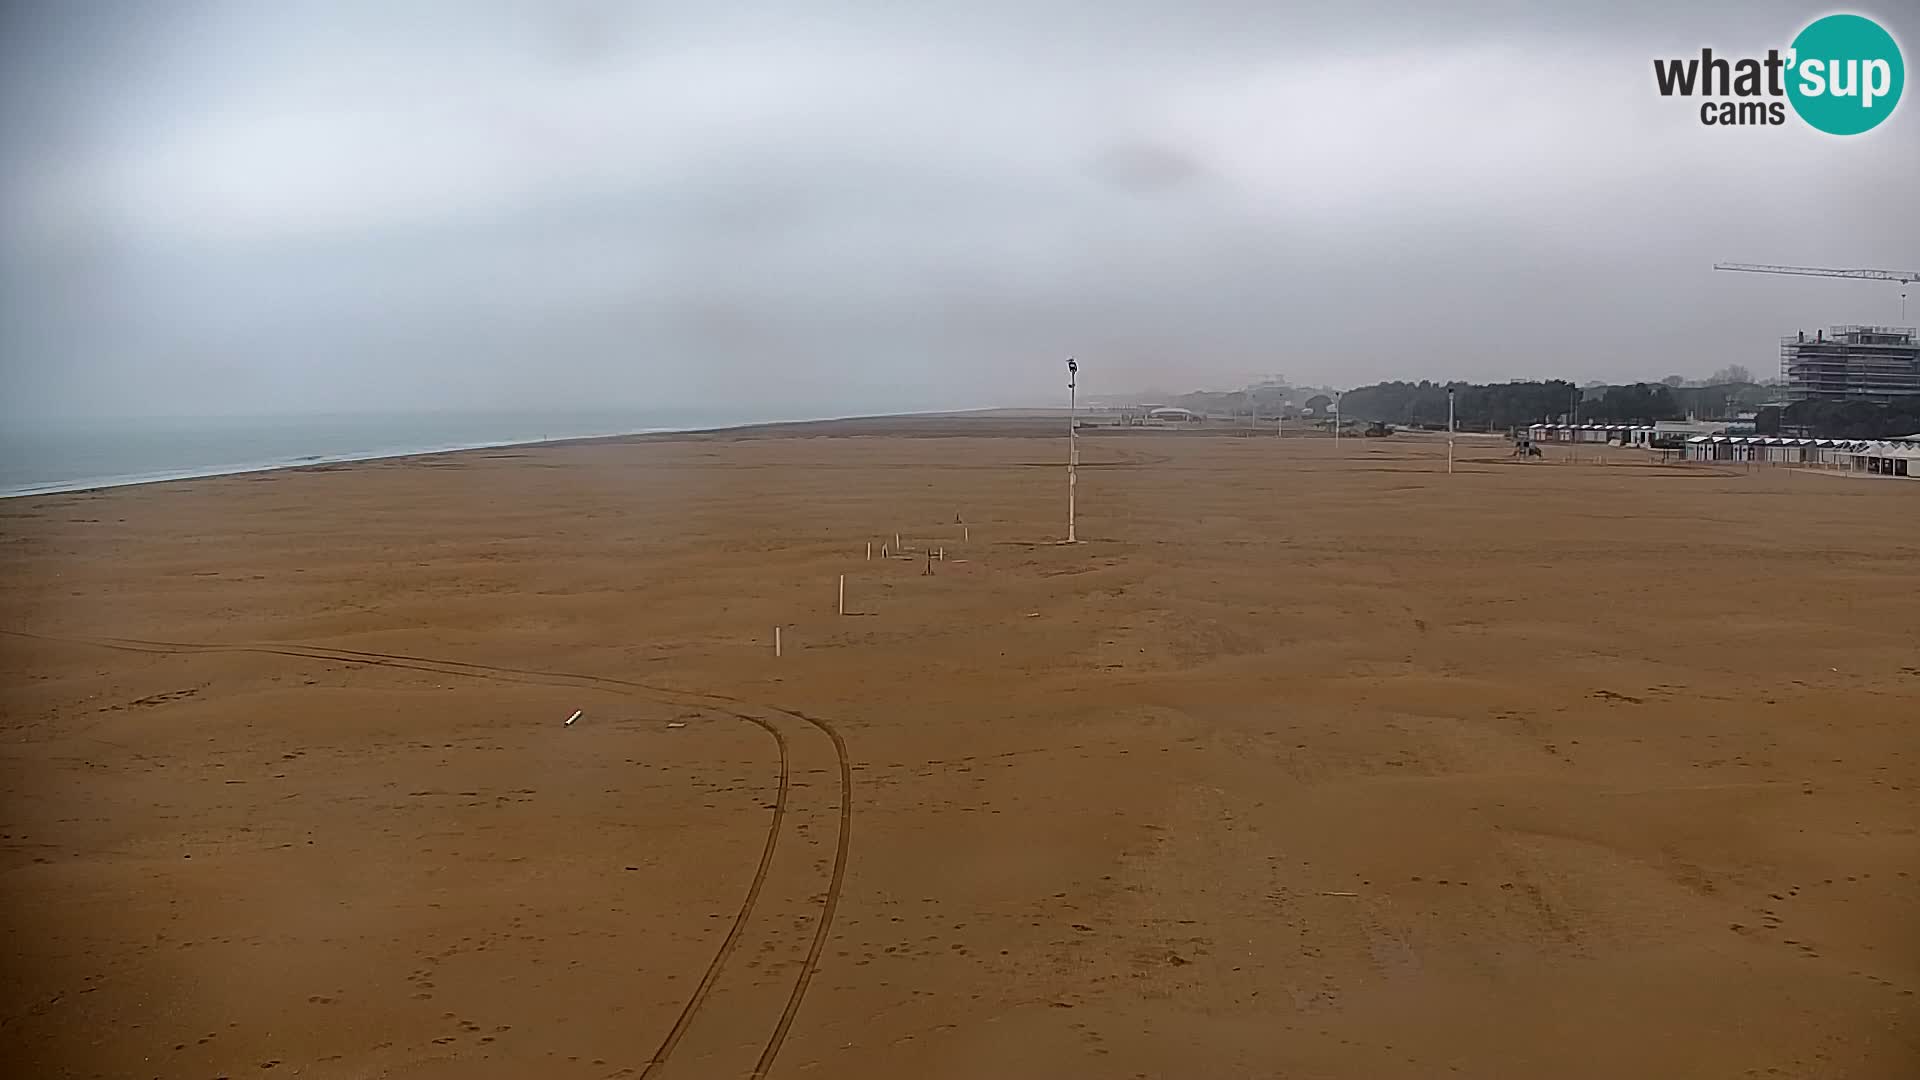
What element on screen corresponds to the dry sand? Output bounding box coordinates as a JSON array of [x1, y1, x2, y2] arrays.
[[2, 417, 1917, 1078]]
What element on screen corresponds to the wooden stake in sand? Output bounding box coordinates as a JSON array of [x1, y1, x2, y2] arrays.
[[866, 541, 872, 561], [565, 710, 582, 726], [964, 525, 970, 542], [895, 531, 901, 550], [838, 574, 846, 615], [775, 626, 782, 657]]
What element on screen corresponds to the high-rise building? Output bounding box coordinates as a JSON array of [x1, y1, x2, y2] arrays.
[[1782, 325, 1920, 403]]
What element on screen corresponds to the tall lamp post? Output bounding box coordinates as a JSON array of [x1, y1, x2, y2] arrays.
[[1066, 357, 1079, 543], [1570, 387, 1579, 464]]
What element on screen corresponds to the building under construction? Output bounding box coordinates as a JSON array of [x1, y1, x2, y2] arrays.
[[1782, 325, 1920, 403]]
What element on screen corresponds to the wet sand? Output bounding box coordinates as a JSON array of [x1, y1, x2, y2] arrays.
[[3, 417, 1917, 1078]]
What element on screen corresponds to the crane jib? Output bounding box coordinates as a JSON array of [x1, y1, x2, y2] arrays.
[[1714, 263, 1920, 285]]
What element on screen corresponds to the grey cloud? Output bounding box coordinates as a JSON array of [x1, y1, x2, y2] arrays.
[[3, 1, 1918, 419], [1089, 142, 1209, 195]]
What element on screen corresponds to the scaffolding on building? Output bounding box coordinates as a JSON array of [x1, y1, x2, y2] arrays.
[[1782, 325, 1920, 403]]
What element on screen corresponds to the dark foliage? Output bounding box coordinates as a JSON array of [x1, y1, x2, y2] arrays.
[[1341, 380, 1598, 430], [1782, 399, 1920, 439]]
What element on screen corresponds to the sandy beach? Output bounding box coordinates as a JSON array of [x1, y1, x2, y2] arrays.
[[2, 415, 1916, 1078]]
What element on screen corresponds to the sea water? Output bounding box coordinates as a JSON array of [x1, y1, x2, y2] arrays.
[[0, 408, 782, 498]]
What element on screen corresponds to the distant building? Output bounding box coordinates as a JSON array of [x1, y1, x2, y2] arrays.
[[1853, 441, 1920, 478], [1527, 423, 1636, 444], [1654, 419, 1731, 440], [1783, 325, 1920, 403], [1684, 436, 1858, 466], [1527, 420, 1726, 448]]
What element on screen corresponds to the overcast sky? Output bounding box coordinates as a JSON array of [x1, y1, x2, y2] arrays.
[[2, 1, 1916, 420]]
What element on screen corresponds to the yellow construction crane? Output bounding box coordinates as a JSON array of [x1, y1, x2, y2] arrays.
[[1715, 262, 1917, 319]]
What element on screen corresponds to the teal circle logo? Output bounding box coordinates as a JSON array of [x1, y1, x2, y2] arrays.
[[1787, 14, 1904, 135]]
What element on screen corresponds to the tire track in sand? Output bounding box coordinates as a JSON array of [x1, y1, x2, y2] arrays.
[[3, 629, 852, 1079]]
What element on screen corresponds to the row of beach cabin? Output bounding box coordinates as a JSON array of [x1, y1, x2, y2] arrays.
[[1684, 436, 1919, 476], [1525, 422, 1730, 447]]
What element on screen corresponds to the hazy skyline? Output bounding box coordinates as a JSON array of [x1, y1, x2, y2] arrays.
[[3, 1, 1916, 420]]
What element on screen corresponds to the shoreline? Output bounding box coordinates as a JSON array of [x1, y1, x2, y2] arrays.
[[0, 407, 1029, 501], [3, 408, 1497, 502], [0, 427, 675, 501]]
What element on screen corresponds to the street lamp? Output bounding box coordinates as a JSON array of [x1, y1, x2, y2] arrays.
[[1066, 357, 1078, 543]]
